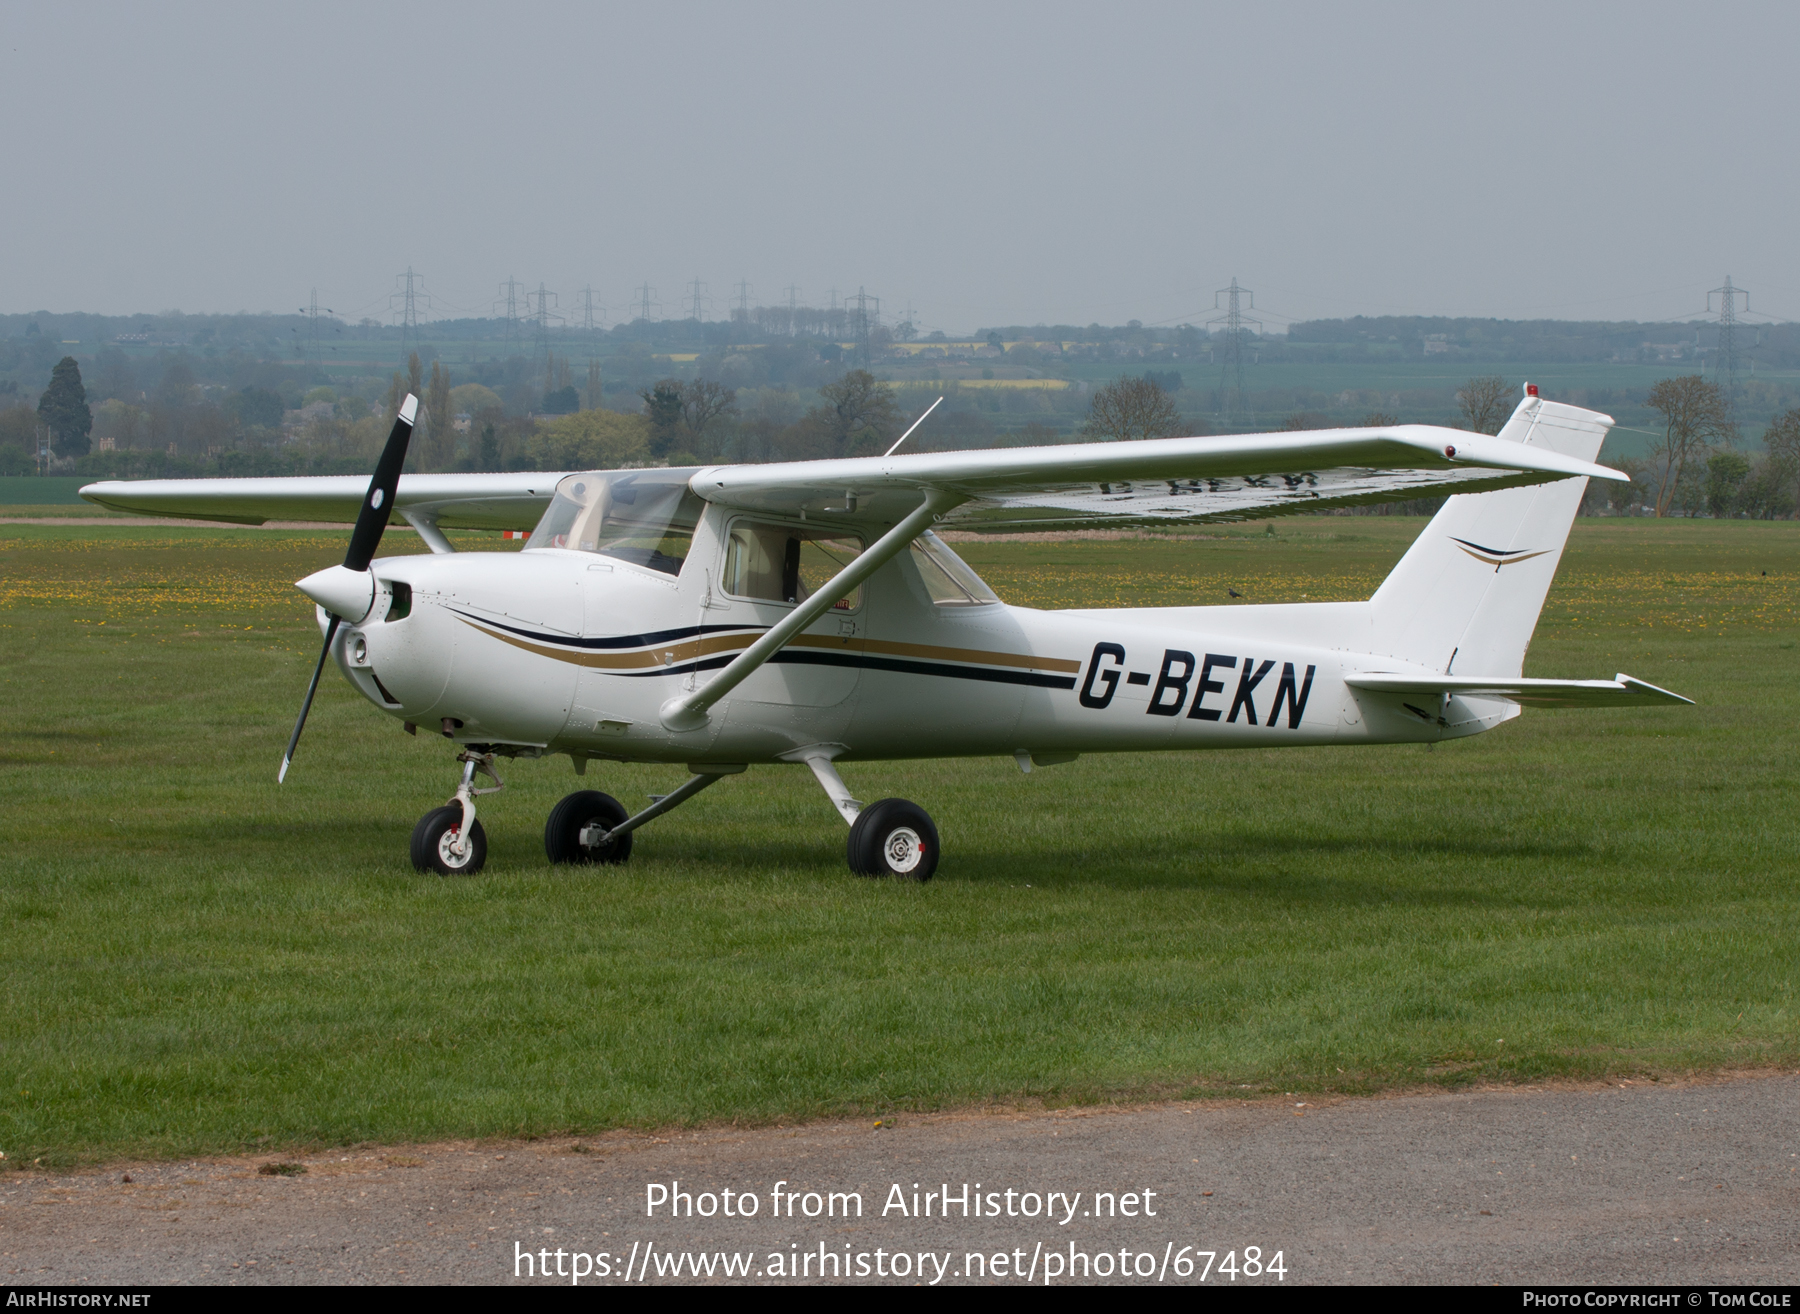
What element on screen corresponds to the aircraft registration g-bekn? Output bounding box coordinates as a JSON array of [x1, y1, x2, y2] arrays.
[[81, 385, 1690, 881]]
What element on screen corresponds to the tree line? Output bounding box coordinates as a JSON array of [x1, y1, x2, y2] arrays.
[[13, 350, 1798, 521]]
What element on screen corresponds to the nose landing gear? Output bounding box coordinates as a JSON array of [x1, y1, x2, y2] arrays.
[[411, 748, 505, 876]]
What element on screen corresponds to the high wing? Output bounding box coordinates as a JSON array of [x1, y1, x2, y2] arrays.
[[1345, 673, 1693, 708], [695, 416, 1622, 532], [81, 412, 1619, 535], [78, 471, 560, 531]]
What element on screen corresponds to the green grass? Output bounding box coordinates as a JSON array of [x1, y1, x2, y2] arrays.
[[1, 517, 1796, 1166], [0, 476, 95, 506]]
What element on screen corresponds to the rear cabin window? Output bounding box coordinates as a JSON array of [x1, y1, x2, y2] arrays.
[[723, 522, 865, 611], [910, 531, 1000, 605], [524, 469, 705, 576]]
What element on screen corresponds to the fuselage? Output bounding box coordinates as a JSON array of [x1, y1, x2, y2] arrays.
[[328, 501, 1515, 767]]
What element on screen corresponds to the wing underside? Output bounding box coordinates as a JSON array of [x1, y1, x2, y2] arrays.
[[698, 414, 1623, 531], [944, 464, 1570, 530]]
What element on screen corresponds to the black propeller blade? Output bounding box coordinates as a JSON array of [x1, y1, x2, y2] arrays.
[[280, 616, 340, 784], [345, 394, 418, 571], [279, 395, 417, 782]]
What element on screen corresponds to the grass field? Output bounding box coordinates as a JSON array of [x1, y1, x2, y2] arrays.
[[1, 516, 1796, 1166]]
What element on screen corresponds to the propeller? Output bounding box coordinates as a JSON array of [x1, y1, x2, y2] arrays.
[[280, 394, 418, 783]]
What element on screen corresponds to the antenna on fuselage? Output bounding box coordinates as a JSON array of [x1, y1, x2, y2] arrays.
[[885, 395, 943, 457]]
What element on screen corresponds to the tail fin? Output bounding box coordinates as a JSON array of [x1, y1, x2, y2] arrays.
[[1368, 390, 1612, 676]]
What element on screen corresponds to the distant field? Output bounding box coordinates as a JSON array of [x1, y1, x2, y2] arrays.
[[0, 476, 92, 505], [0, 517, 1794, 1165]]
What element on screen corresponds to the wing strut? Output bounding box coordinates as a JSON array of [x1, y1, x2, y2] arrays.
[[659, 489, 964, 732]]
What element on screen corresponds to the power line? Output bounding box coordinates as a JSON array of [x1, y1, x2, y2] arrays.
[[1706, 276, 1750, 419], [686, 278, 711, 323], [296, 289, 336, 374], [390, 267, 429, 367], [493, 276, 525, 344], [634, 283, 660, 323], [576, 285, 603, 334], [526, 283, 560, 339], [1207, 277, 1261, 418], [846, 286, 879, 367]]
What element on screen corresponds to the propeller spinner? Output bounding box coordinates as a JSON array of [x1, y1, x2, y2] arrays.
[[280, 394, 418, 783]]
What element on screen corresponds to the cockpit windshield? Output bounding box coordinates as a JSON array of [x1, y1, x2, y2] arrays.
[[524, 469, 706, 576]]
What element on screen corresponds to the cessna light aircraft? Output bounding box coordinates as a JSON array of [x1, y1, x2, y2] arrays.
[[81, 386, 1688, 880]]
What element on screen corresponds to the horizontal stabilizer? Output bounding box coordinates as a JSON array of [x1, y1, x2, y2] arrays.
[[1344, 672, 1693, 708]]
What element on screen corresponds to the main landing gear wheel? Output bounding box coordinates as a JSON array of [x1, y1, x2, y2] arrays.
[[411, 805, 488, 876], [847, 798, 938, 882], [544, 790, 633, 865]]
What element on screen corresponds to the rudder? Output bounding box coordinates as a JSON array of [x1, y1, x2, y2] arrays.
[[1368, 391, 1613, 676]]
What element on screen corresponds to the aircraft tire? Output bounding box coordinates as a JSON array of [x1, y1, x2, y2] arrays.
[[411, 805, 488, 876], [846, 798, 938, 882], [544, 790, 633, 865]]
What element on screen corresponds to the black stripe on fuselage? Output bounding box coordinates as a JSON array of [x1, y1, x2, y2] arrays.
[[610, 650, 1076, 690], [448, 610, 759, 650]]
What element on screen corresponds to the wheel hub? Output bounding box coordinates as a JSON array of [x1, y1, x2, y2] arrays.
[[883, 826, 924, 874], [437, 826, 473, 869]]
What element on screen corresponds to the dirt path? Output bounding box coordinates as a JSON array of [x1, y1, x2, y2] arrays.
[[3, 1073, 1796, 1286]]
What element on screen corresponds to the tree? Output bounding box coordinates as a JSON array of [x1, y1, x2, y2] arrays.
[[423, 360, 455, 470], [681, 377, 737, 437], [541, 385, 580, 415], [1360, 411, 1399, 427], [229, 386, 284, 429], [639, 379, 685, 458], [1455, 375, 1512, 436], [37, 356, 92, 458], [531, 409, 650, 470], [1607, 457, 1648, 515], [1763, 407, 1800, 519], [0, 403, 37, 471], [1705, 450, 1750, 518], [812, 370, 899, 456], [1645, 376, 1731, 517], [1083, 376, 1181, 442]]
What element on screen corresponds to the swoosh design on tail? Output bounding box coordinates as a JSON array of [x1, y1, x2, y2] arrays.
[[1450, 537, 1552, 568]]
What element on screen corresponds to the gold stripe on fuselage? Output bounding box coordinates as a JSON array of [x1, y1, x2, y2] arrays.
[[454, 617, 1080, 676]]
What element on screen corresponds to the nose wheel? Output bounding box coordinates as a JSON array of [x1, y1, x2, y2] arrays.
[[410, 747, 504, 876], [847, 798, 938, 881], [411, 805, 489, 875]]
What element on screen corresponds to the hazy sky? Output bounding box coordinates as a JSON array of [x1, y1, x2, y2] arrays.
[[4, 1, 1795, 330]]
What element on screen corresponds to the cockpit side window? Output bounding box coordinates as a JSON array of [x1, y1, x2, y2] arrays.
[[524, 470, 705, 576], [722, 521, 865, 611]]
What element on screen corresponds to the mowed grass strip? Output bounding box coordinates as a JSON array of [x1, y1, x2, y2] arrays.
[[0, 517, 1795, 1165]]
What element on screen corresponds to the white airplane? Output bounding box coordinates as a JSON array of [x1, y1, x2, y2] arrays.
[[81, 385, 1689, 880]]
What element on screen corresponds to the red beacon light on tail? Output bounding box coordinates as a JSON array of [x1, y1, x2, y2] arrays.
[[1526, 383, 1540, 397]]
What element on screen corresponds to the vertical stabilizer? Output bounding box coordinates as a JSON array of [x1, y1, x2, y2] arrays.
[[1367, 391, 1612, 676]]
